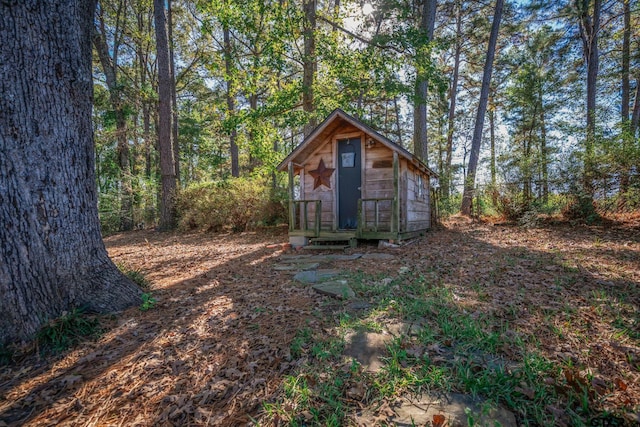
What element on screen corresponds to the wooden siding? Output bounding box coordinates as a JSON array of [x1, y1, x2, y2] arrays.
[[303, 143, 336, 230], [287, 115, 433, 238], [403, 163, 431, 231], [361, 143, 394, 231]]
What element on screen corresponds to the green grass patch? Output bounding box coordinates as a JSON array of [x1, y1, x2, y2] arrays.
[[36, 308, 101, 354], [263, 268, 634, 426], [118, 263, 151, 290]]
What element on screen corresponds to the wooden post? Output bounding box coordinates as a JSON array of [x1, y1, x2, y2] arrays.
[[392, 151, 399, 234], [288, 162, 295, 231]]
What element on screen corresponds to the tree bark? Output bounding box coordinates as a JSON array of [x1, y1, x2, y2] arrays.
[[413, 0, 437, 163], [168, 0, 180, 185], [461, 0, 503, 216], [154, 0, 178, 229], [223, 25, 240, 177], [302, 0, 317, 137], [632, 78, 640, 137], [0, 0, 141, 346]]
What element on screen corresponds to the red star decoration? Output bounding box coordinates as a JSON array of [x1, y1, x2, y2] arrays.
[[308, 158, 335, 189]]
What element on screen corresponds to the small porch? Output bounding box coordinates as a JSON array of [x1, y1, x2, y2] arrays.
[[287, 196, 426, 247]]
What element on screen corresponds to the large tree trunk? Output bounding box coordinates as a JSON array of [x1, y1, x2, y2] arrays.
[[302, 0, 317, 137], [412, 0, 437, 163], [460, 0, 503, 216], [154, 0, 178, 229], [0, 0, 141, 346]]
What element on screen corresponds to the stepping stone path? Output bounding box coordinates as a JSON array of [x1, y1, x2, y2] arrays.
[[274, 251, 400, 300], [274, 253, 371, 299], [273, 249, 517, 426]]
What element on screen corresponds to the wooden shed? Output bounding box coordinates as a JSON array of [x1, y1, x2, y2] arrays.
[[277, 109, 438, 247]]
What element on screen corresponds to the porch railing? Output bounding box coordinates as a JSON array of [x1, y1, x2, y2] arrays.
[[357, 198, 397, 233], [289, 200, 321, 235]]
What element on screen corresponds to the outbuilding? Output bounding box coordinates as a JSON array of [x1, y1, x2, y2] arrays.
[[277, 109, 438, 248]]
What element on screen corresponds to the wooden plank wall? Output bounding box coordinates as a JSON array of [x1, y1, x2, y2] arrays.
[[403, 164, 431, 231], [303, 143, 335, 230], [295, 124, 431, 233], [362, 143, 394, 229]]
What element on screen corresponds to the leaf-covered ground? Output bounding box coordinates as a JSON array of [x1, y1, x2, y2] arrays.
[[1, 217, 639, 426]]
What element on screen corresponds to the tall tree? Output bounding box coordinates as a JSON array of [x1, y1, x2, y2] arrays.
[[223, 23, 240, 177], [154, 0, 178, 229], [0, 0, 141, 345], [443, 0, 463, 198], [461, 0, 504, 216], [413, 0, 438, 162], [619, 0, 632, 195], [93, 0, 135, 231], [576, 0, 601, 197], [168, 0, 180, 185], [302, 0, 317, 136]]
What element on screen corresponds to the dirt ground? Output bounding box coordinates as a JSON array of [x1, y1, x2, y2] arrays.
[[1, 217, 639, 426]]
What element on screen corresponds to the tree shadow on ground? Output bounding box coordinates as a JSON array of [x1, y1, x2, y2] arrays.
[[1, 222, 638, 425], [0, 228, 317, 426]]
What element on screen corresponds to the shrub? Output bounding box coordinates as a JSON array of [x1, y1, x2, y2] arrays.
[[562, 193, 601, 224], [177, 177, 287, 232], [494, 191, 529, 222]]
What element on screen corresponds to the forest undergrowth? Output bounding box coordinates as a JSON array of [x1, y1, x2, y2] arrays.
[[0, 215, 639, 426]]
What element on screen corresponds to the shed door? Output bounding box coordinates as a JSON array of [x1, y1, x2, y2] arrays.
[[338, 137, 362, 229]]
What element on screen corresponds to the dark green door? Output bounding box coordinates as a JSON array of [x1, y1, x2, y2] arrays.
[[338, 138, 362, 229]]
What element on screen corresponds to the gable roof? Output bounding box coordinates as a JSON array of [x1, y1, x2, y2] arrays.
[[277, 108, 438, 177]]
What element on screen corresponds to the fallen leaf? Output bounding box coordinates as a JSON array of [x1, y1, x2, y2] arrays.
[[615, 378, 628, 391], [433, 413, 446, 427]]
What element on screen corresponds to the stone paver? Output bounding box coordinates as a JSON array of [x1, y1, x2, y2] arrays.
[[355, 393, 517, 427], [312, 280, 355, 299], [343, 330, 392, 373], [293, 269, 342, 284]]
